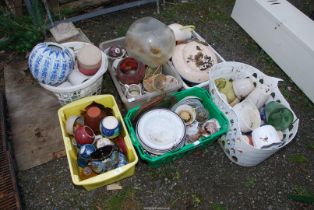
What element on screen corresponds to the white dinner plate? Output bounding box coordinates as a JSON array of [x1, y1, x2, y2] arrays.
[[136, 109, 185, 151]]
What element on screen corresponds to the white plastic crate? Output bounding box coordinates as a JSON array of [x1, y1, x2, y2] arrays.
[[99, 37, 183, 110]]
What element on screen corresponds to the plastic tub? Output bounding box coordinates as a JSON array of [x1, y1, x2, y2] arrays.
[[208, 62, 299, 166], [168, 31, 226, 89], [99, 37, 183, 110], [124, 87, 229, 167], [41, 42, 108, 105], [58, 95, 138, 190]]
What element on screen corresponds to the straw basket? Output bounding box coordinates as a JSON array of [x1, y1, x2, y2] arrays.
[[208, 62, 299, 166], [40, 42, 108, 105]]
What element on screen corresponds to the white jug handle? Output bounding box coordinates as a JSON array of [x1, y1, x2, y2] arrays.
[[180, 25, 195, 32]]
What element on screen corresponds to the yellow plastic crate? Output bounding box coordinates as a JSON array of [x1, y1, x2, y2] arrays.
[[58, 95, 138, 190]]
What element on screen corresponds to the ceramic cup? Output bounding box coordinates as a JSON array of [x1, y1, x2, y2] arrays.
[[117, 152, 128, 168], [84, 105, 106, 134], [244, 84, 270, 109], [124, 84, 142, 99], [94, 135, 114, 149], [252, 125, 282, 149], [232, 78, 255, 99], [66, 115, 84, 135], [100, 116, 121, 139], [74, 125, 95, 145], [68, 68, 91, 85], [202, 119, 221, 136], [233, 101, 261, 133], [107, 45, 126, 60], [185, 121, 201, 143], [77, 144, 96, 167]]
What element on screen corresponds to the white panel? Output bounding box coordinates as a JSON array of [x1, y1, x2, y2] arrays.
[[231, 0, 314, 102]]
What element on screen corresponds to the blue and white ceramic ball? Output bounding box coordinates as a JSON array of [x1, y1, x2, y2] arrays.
[[28, 42, 75, 86]]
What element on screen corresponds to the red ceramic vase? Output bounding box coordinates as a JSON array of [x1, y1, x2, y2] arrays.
[[116, 57, 145, 84], [75, 125, 95, 145]]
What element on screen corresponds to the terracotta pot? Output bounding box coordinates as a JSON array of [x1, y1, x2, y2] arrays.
[[84, 106, 106, 134]]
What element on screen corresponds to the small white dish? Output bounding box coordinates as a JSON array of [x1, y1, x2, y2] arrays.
[[174, 104, 196, 125]]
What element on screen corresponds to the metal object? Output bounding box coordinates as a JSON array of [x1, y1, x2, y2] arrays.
[[25, 0, 165, 29], [0, 91, 22, 210]]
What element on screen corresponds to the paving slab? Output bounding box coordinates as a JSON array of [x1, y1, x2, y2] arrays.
[[4, 61, 64, 170]]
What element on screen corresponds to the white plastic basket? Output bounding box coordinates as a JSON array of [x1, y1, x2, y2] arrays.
[[208, 62, 299, 166], [39, 42, 108, 105]]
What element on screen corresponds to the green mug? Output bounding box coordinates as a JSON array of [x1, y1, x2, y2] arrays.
[[265, 101, 294, 131]]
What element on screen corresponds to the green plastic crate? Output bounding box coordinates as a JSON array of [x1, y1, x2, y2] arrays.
[[124, 87, 229, 167]]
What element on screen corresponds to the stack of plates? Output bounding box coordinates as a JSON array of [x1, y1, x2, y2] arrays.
[[170, 96, 203, 112], [136, 109, 186, 155]]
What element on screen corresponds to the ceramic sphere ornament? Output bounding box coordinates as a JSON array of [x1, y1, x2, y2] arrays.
[[28, 42, 75, 86], [125, 17, 175, 67]]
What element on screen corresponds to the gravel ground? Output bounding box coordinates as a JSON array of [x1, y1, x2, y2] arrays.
[[16, 0, 314, 209]]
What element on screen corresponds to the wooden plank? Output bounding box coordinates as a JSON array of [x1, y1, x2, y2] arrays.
[[47, 0, 60, 13], [13, 0, 23, 16], [4, 60, 64, 170], [59, 0, 77, 4], [106, 183, 123, 191]]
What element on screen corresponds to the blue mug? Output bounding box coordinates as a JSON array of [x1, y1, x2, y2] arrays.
[[100, 116, 121, 139]]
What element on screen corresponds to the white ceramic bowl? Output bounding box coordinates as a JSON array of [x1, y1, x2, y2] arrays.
[[66, 115, 81, 135], [232, 78, 255, 99], [233, 101, 261, 133]]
